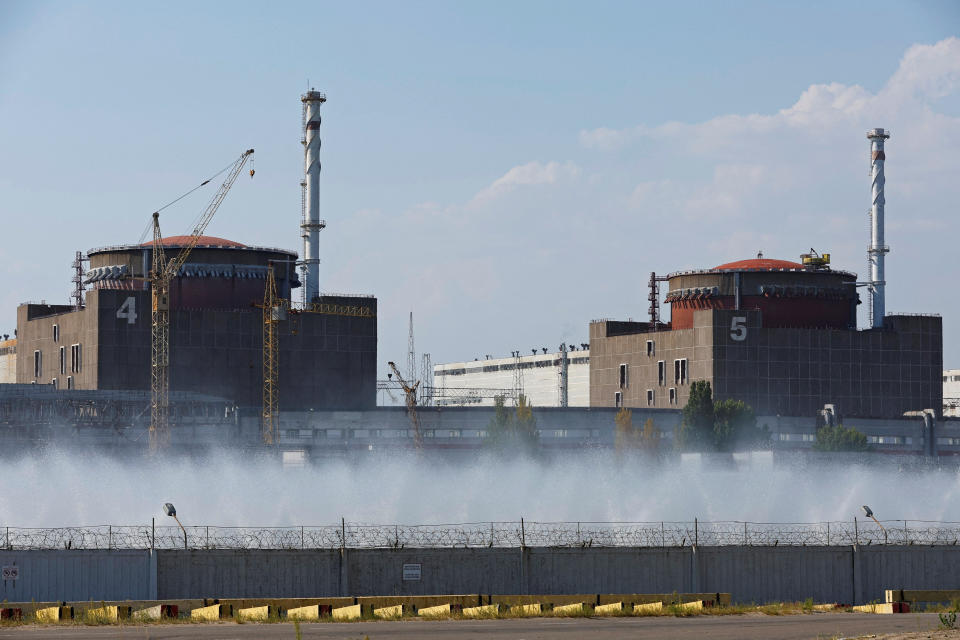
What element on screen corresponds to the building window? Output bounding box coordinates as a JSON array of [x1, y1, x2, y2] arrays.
[[70, 344, 82, 373], [658, 360, 665, 386], [52, 324, 59, 342], [619, 363, 629, 388], [51, 378, 57, 390], [553, 430, 568, 438], [646, 340, 655, 356], [33, 350, 41, 378], [646, 389, 655, 406], [66, 376, 74, 390], [615, 391, 622, 408], [669, 387, 677, 405], [681, 358, 688, 384], [59, 346, 66, 375]]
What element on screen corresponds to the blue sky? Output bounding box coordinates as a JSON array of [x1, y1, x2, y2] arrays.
[[1, 1, 959, 375]]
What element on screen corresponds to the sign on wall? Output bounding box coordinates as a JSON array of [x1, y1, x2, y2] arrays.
[[402, 563, 421, 581], [1, 566, 18, 581]]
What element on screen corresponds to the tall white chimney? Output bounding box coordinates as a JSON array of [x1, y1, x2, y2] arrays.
[[867, 128, 890, 329], [301, 90, 327, 303]]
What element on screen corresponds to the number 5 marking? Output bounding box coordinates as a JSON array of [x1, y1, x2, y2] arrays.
[[730, 316, 747, 341], [117, 296, 138, 325]]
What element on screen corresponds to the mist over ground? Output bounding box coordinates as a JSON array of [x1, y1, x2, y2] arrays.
[[2, 449, 958, 527]]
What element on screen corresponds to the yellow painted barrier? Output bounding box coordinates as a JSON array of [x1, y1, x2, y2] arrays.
[[853, 603, 897, 614], [634, 601, 663, 614], [678, 600, 705, 612], [287, 604, 325, 621], [510, 603, 544, 615], [190, 603, 232, 621], [237, 605, 282, 621], [595, 602, 625, 615], [35, 606, 72, 622], [84, 605, 131, 623], [553, 602, 591, 615], [418, 603, 456, 617], [463, 604, 501, 618], [373, 604, 414, 619], [332, 604, 367, 621], [811, 603, 841, 611], [132, 604, 178, 620]]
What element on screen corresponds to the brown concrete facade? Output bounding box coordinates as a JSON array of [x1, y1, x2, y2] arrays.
[[590, 309, 942, 419], [16, 288, 376, 410]]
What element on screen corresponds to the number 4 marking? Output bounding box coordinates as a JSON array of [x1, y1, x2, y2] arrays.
[[730, 316, 747, 341], [117, 296, 138, 325]]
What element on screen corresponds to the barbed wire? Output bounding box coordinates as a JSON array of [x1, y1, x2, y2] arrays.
[[1, 520, 957, 550]]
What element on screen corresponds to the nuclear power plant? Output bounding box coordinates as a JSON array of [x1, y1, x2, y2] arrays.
[[0, 116, 953, 457]]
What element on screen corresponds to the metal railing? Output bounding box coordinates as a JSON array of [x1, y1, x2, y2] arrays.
[[2, 519, 959, 550]]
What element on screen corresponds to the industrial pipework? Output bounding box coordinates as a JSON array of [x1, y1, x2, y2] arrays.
[[867, 128, 890, 329], [301, 90, 327, 303]]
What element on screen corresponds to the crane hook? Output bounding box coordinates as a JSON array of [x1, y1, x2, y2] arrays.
[[249, 156, 255, 178]]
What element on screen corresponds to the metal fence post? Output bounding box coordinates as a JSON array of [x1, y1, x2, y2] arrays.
[[661, 522, 665, 547], [6, 525, 9, 550], [694, 518, 698, 547], [109, 525, 112, 550], [827, 521, 830, 546], [854, 517, 859, 546], [744, 521, 748, 546], [904, 520, 908, 545], [521, 518, 526, 549], [301, 525, 305, 549], [205, 526, 209, 549], [151, 518, 155, 551], [577, 521, 581, 546], [341, 517, 346, 552]]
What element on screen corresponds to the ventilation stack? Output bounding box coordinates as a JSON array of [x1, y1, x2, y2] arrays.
[[301, 90, 327, 303], [867, 128, 890, 328]]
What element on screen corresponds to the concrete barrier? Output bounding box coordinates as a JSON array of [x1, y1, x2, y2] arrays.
[[853, 603, 909, 614], [237, 605, 282, 621], [463, 604, 501, 617], [493, 594, 592, 606], [132, 604, 178, 620], [811, 603, 843, 611], [190, 603, 232, 621], [512, 603, 546, 615], [83, 605, 131, 623], [553, 602, 591, 615], [332, 604, 372, 621], [358, 595, 481, 609], [677, 600, 706, 612], [34, 606, 73, 622], [887, 589, 960, 604], [418, 603, 460, 617], [373, 604, 414, 619], [595, 602, 625, 615], [634, 602, 663, 613], [287, 604, 331, 621]]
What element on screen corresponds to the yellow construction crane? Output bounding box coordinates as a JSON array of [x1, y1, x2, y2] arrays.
[[258, 268, 374, 446], [149, 148, 254, 451], [388, 361, 423, 449]]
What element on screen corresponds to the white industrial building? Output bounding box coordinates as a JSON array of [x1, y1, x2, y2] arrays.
[[434, 347, 590, 407], [945, 369, 960, 417]]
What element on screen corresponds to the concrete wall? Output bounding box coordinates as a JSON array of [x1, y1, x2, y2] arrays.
[[0, 339, 15, 384], [0, 550, 155, 602], [5, 546, 960, 604]]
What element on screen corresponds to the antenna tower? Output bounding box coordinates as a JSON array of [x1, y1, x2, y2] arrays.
[[511, 350, 525, 403], [420, 353, 433, 406]]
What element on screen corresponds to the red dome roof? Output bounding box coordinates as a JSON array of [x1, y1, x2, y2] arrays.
[[141, 235, 246, 248], [713, 258, 805, 271]]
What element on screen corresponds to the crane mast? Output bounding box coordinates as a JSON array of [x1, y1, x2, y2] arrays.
[[149, 148, 254, 452], [388, 361, 423, 449]]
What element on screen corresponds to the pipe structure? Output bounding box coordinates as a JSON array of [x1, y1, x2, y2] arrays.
[[301, 90, 327, 303], [867, 128, 890, 329]]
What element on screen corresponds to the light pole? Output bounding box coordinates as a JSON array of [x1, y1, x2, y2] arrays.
[[164, 502, 187, 549], [862, 505, 887, 543]]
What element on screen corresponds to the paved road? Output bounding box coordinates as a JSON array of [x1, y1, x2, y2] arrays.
[[0, 613, 945, 640]]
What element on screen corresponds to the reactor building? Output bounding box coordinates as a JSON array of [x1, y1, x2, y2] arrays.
[[13, 90, 377, 411], [590, 129, 942, 419]]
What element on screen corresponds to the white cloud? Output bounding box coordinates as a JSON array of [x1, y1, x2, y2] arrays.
[[470, 160, 580, 205]]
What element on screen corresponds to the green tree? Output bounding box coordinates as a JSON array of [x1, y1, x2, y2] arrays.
[[677, 381, 714, 451], [677, 382, 767, 451], [812, 424, 870, 452], [486, 394, 539, 454], [640, 417, 661, 452]]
